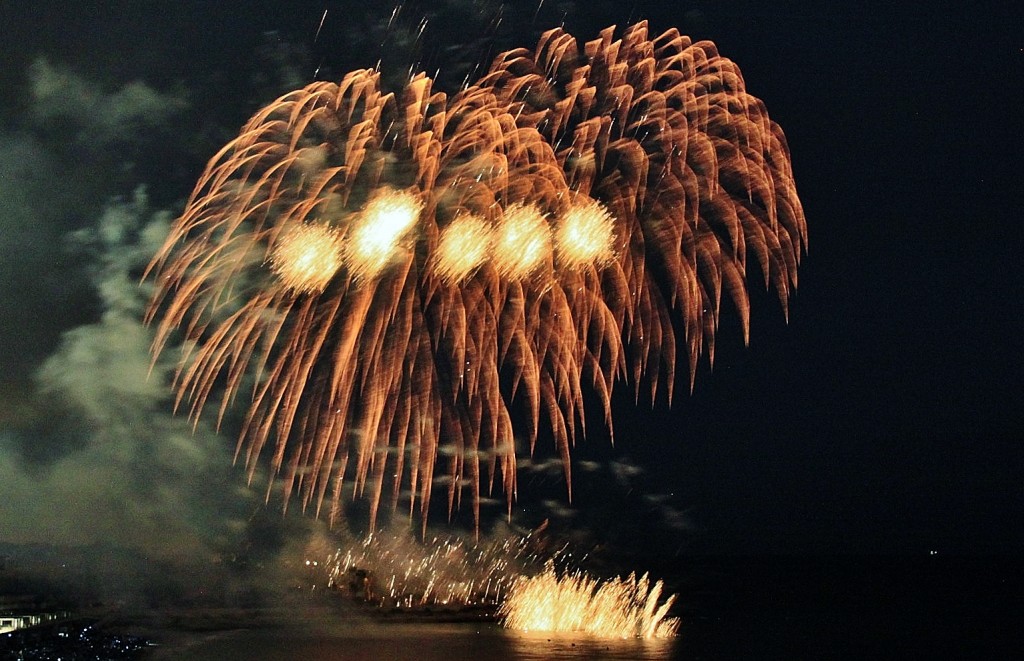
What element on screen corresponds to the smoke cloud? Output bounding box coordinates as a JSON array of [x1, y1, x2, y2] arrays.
[[0, 61, 283, 594], [0, 190, 255, 561], [1, 7, 696, 602]]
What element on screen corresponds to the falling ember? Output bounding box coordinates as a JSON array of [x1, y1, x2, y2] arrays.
[[435, 214, 493, 283], [346, 188, 423, 279], [555, 200, 615, 270], [145, 22, 807, 531], [269, 223, 344, 294], [500, 563, 680, 639], [493, 204, 552, 280]]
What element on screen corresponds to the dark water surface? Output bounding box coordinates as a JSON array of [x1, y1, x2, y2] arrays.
[[148, 556, 1021, 660], [151, 614, 1018, 661], [162, 624, 677, 660]]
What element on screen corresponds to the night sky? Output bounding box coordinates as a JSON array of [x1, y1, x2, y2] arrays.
[[1, 0, 1021, 564]]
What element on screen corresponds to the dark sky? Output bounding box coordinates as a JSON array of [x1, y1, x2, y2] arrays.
[[1, 1, 1021, 559]]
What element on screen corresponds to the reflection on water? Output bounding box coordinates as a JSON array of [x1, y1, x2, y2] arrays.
[[503, 629, 677, 660], [146, 556, 1024, 660], [152, 622, 680, 660]]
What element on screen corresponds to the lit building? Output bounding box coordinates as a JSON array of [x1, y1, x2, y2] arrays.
[[1, 613, 42, 634], [0, 596, 69, 634]]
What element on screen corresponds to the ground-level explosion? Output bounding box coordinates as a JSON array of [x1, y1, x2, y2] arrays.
[[499, 562, 680, 639], [318, 529, 555, 610], [147, 22, 807, 531], [308, 529, 679, 639]]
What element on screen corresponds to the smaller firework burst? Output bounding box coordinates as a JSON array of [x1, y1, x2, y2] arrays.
[[434, 214, 492, 284], [492, 204, 551, 279], [322, 531, 554, 610], [269, 223, 344, 294], [500, 561, 680, 639], [554, 199, 616, 269], [346, 188, 423, 280]]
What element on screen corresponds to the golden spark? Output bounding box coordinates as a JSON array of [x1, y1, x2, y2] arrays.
[[269, 223, 344, 294]]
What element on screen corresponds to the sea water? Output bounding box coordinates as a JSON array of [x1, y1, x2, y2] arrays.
[[147, 556, 1021, 660]]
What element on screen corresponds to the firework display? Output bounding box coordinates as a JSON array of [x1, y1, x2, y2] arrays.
[[146, 22, 806, 531], [499, 561, 680, 639], [315, 530, 679, 639], [321, 530, 551, 609]]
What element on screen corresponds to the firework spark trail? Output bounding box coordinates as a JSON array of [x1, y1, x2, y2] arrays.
[[322, 530, 556, 608], [499, 561, 680, 639], [318, 530, 678, 639], [146, 22, 806, 532]]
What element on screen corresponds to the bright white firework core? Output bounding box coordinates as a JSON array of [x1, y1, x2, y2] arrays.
[[435, 214, 493, 283], [493, 204, 551, 279], [269, 223, 344, 294], [555, 199, 615, 269], [500, 563, 680, 639], [347, 188, 423, 279]]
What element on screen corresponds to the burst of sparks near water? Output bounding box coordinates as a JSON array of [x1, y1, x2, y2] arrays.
[[322, 531, 553, 608], [500, 562, 680, 639], [146, 22, 807, 532]]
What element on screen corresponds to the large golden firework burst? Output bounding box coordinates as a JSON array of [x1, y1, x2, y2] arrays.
[[146, 22, 806, 533]]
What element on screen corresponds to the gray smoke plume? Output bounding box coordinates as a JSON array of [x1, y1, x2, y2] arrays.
[[0, 190, 256, 561], [0, 60, 312, 603]]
